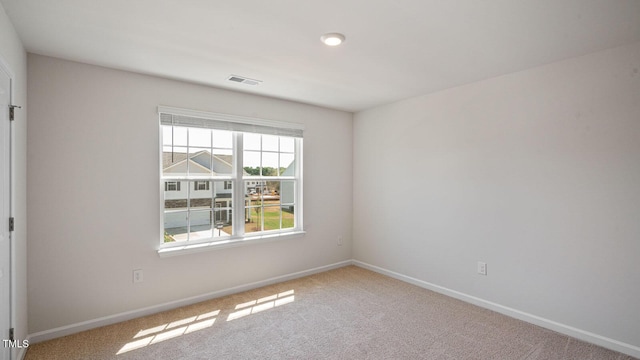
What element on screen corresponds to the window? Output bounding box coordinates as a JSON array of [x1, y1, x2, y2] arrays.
[[194, 181, 210, 191], [159, 107, 303, 249], [165, 181, 180, 191]]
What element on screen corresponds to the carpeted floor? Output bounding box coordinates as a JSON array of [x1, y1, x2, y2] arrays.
[[25, 266, 636, 359]]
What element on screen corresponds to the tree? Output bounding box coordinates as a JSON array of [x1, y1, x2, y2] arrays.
[[243, 167, 260, 175], [261, 167, 277, 176]]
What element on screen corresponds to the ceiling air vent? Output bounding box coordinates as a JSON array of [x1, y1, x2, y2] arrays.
[[227, 75, 262, 86]]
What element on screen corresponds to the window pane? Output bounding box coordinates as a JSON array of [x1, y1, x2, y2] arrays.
[[213, 198, 232, 237], [165, 181, 187, 205], [188, 210, 213, 241], [213, 129, 233, 149], [245, 205, 262, 234], [163, 147, 188, 177], [263, 182, 281, 230], [280, 153, 295, 176], [189, 181, 212, 210], [212, 180, 232, 201], [265, 180, 281, 197], [262, 152, 278, 176], [173, 127, 188, 146], [257, 180, 266, 194], [243, 151, 260, 175], [282, 205, 294, 229], [213, 197, 233, 213], [245, 178, 262, 234], [189, 128, 211, 148], [262, 135, 278, 151], [245, 180, 259, 198], [162, 126, 173, 146], [243, 179, 295, 232], [280, 137, 294, 153], [164, 211, 187, 242], [212, 149, 233, 175], [263, 206, 281, 231], [244, 133, 261, 150], [281, 180, 295, 205], [188, 148, 213, 177]]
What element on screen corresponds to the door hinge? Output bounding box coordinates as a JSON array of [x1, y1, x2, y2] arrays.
[[9, 217, 14, 232], [9, 327, 14, 341], [9, 105, 22, 121]]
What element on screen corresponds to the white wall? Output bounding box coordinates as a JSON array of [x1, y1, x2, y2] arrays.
[[27, 55, 352, 333], [353, 42, 640, 349], [0, 4, 28, 356]]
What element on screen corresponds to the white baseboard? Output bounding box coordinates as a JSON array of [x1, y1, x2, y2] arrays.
[[352, 260, 640, 359], [15, 345, 28, 360], [28, 260, 353, 344]]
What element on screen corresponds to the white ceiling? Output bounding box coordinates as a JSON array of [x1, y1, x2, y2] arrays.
[[2, 0, 640, 112]]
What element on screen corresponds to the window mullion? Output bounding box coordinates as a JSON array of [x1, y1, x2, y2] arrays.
[[186, 129, 191, 241], [295, 138, 303, 231], [280, 185, 283, 229], [234, 133, 245, 237], [187, 178, 191, 241]]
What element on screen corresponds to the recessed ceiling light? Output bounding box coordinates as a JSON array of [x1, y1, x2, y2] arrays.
[[321, 33, 345, 46]]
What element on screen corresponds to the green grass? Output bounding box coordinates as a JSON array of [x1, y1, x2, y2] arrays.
[[249, 205, 294, 231], [164, 231, 175, 243]]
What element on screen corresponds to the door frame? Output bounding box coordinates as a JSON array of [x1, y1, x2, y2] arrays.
[[0, 54, 15, 360]]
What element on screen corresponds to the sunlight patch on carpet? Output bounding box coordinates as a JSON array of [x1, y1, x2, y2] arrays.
[[227, 290, 295, 321], [116, 310, 220, 355]]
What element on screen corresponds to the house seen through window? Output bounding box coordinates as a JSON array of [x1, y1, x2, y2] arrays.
[[160, 108, 303, 246]]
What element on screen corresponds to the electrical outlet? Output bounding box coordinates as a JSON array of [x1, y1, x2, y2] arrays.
[[133, 269, 143, 283], [477, 262, 487, 276], [337, 236, 343, 246]]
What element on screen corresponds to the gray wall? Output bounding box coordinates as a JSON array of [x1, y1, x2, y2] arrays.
[[0, 4, 28, 356], [353, 42, 640, 348], [27, 54, 352, 333]]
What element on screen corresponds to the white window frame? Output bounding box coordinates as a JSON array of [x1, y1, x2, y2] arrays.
[[158, 106, 304, 257]]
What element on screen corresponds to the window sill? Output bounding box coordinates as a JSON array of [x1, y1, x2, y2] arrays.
[[157, 231, 306, 258]]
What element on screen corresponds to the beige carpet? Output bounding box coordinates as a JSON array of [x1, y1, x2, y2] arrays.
[[25, 266, 636, 359]]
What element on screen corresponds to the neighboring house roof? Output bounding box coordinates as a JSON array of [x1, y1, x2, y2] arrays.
[[163, 151, 188, 169], [163, 150, 247, 175], [164, 158, 212, 174]]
